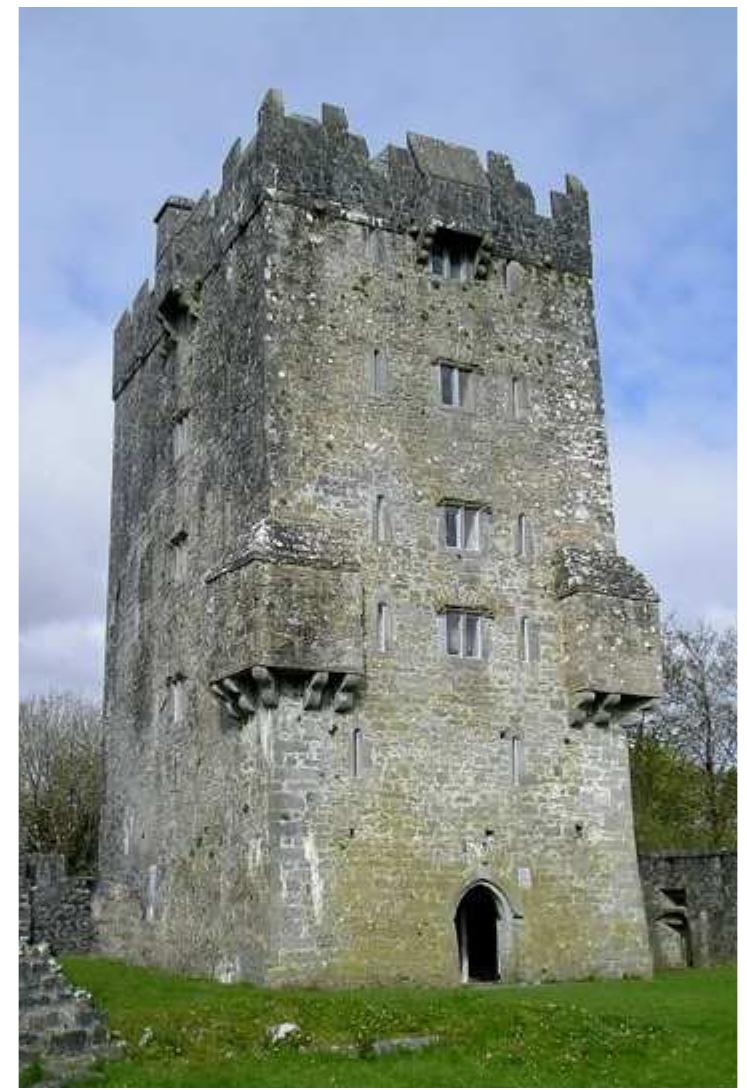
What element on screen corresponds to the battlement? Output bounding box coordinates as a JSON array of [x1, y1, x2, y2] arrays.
[[113, 90, 593, 396], [246, 89, 590, 272]]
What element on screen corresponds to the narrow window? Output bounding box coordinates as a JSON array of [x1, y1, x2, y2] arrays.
[[430, 244, 445, 278], [374, 494, 388, 543], [373, 349, 387, 394], [443, 505, 480, 551], [440, 363, 458, 406], [170, 531, 188, 583], [446, 610, 461, 655], [516, 513, 534, 560], [511, 376, 528, 421], [352, 728, 362, 778], [463, 507, 479, 551], [519, 617, 539, 663], [173, 411, 190, 460], [377, 602, 390, 652], [444, 505, 460, 548], [444, 610, 483, 658], [511, 736, 522, 785], [464, 613, 481, 658], [173, 677, 186, 723]]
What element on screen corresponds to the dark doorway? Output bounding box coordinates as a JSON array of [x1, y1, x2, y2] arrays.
[[654, 913, 693, 970], [456, 884, 499, 982]]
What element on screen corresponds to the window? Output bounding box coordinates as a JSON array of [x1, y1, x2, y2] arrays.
[[519, 616, 539, 664], [173, 410, 190, 460], [374, 494, 389, 543], [172, 676, 186, 723], [352, 728, 362, 778], [444, 610, 483, 658], [516, 513, 534, 560], [377, 602, 391, 652], [440, 363, 471, 408], [511, 736, 522, 785], [170, 531, 188, 582], [443, 505, 480, 551], [511, 376, 528, 421], [429, 230, 478, 281], [372, 348, 387, 394]]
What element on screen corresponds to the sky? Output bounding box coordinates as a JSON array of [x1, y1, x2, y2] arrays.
[[19, 7, 737, 699]]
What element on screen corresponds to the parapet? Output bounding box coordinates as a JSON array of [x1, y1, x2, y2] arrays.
[[554, 547, 659, 603], [113, 89, 592, 398], [553, 546, 662, 721], [250, 88, 591, 273], [203, 519, 363, 683]]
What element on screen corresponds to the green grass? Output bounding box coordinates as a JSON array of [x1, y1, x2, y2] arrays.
[[61, 957, 736, 1088]]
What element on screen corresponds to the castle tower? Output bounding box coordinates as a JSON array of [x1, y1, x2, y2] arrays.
[[98, 90, 662, 985]]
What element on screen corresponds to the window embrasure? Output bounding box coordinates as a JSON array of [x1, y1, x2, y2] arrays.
[[376, 601, 392, 652], [429, 229, 480, 282], [519, 615, 540, 664], [516, 513, 535, 560], [438, 361, 474, 409], [443, 609, 486, 659], [442, 503, 482, 552]]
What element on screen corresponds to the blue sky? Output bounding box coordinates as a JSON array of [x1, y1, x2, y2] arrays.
[[19, 7, 736, 697]]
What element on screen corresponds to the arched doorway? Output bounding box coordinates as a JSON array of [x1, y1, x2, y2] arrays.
[[455, 884, 500, 982], [654, 913, 692, 969]]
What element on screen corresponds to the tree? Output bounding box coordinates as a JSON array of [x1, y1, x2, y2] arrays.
[[19, 693, 103, 873], [629, 617, 737, 851]]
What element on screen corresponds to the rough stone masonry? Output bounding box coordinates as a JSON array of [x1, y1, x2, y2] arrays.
[[97, 89, 663, 986]]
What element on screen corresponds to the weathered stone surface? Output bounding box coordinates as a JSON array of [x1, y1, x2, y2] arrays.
[[98, 90, 661, 987], [371, 1034, 440, 1055], [20, 854, 97, 954], [18, 943, 116, 1086], [638, 851, 736, 969]]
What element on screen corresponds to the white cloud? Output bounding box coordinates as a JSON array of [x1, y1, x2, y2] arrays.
[[18, 9, 735, 696], [20, 616, 105, 699], [20, 323, 112, 695], [609, 414, 736, 628]]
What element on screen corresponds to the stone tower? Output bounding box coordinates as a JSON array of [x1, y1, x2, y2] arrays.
[[98, 90, 662, 985]]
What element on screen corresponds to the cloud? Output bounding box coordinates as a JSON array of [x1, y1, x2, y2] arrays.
[[20, 323, 112, 696], [609, 413, 736, 628], [20, 618, 105, 699], [19, 9, 735, 694]]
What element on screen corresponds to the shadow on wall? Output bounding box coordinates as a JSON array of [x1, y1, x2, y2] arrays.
[[638, 851, 736, 969]]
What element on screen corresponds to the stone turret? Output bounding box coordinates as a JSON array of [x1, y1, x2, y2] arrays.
[[99, 91, 661, 985]]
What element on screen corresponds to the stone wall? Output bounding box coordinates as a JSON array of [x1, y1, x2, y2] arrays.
[[98, 89, 662, 986], [19, 942, 114, 1086], [638, 851, 736, 969], [20, 853, 97, 954]]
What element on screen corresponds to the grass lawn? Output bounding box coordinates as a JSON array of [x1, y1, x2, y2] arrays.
[[56, 958, 736, 1088]]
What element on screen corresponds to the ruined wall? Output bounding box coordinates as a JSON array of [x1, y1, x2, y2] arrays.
[[20, 854, 97, 954], [638, 851, 736, 969], [99, 90, 661, 985]]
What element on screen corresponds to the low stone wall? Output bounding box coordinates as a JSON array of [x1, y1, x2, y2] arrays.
[[19, 941, 116, 1086], [20, 853, 97, 954], [638, 851, 736, 969]]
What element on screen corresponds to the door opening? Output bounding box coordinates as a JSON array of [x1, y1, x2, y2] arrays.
[[456, 884, 500, 982]]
